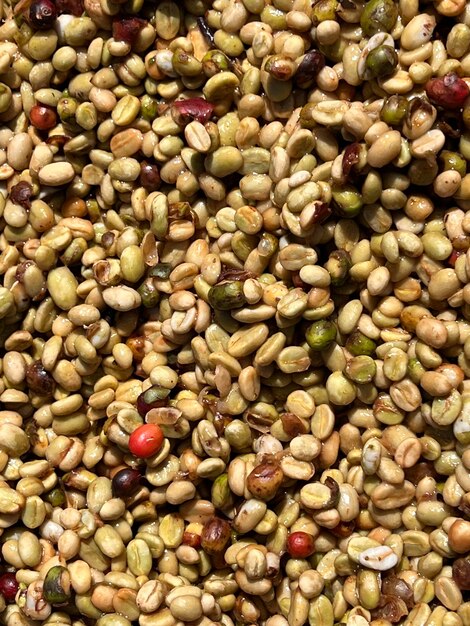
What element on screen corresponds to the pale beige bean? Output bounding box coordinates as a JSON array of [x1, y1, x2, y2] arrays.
[[367, 131, 402, 168], [39, 162, 75, 186]]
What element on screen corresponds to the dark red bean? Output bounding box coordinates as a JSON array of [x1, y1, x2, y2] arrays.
[[171, 98, 215, 125], [25, 361, 55, 397], [27, 0, 57, 29], [30, 104, 57, 130], [0, 573, 18, 603], [112, 17, 147, 45], [111, 468, 142, 498], [139, 162, 161, 191], [425, 73, 470, 109], [136, 386, 170, 417], [9, 181, 32, 209], [295, 50, 325, 87]]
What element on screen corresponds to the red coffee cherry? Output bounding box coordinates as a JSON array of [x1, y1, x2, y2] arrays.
[[287, 531, 315, 558], [425, 73, 470, 109], [128, 424, 164, 458]]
